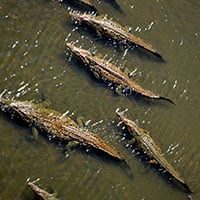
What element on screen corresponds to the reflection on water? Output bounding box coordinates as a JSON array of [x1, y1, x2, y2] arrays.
[[0, 0, 200, 199]]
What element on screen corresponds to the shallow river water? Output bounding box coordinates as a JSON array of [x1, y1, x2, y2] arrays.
[[0, 0, 200, 199]]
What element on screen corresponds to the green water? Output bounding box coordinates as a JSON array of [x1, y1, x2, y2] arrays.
[[0, 0, 199, 199]]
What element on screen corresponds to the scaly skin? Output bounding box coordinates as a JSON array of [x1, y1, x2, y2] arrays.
[[66, 43, 174, 104], [69, 11, 163, 59], [0, 97, 123, 160], [28, 182, 57, 200], [116, 111, 192, 193]]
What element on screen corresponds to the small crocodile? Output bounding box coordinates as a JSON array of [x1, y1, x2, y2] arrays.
[[116, 111, 192, 193], [28, 182, 58, 200], [66, 43, 174, 104], [0, 97, 123, 160], [69, 11, 163, 59]]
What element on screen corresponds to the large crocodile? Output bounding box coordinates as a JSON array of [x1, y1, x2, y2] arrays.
[[116, 111, 192, 193], [28, 182, 58, 200], [0, 97, 123, 160], [66, 43, 174, 104], [69, 11, 163, 59]]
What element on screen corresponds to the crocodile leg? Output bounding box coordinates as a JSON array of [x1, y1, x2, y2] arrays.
[[66, 140, 80, 150], [30, 126, 39, 139], [75, 116, 85, 127], [149, 159, 157, 164], [115, 85, 123, 95]]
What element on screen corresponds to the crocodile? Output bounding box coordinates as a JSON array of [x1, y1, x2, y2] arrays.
[[116, 111, 192, 193], [28, 182, 58, 200], [0, 97, 123, 160], [66, 43, 174, 104], [69, 11, 163, 59]]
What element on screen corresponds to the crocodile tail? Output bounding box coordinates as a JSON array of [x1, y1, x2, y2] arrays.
[[181, 182, 193, 194], [159, 96, 175, 105], [152, 51, 166, 62]]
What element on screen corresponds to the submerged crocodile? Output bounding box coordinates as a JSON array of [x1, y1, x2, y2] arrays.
[[28, 182, 58, 200], [69, 11, 163, 59], [66, 43, 174, 104], [116, 111, 192, 193], [0, 97, 123, 160]]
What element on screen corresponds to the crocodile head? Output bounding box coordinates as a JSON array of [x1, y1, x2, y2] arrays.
[[10, 100, 35, 119], [66, 43, 91, 65], [116, 111, 141, 138], [69, 11, 96, 24], [0, 97, 36, 123], [69, 11, 104, 32], [0, 97, 31, 113]]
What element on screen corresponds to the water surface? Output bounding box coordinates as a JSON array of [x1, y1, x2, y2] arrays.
[[0, 0, 199, 199]]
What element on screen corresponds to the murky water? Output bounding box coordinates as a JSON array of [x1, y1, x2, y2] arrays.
[[0, 0, 199, 199]]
